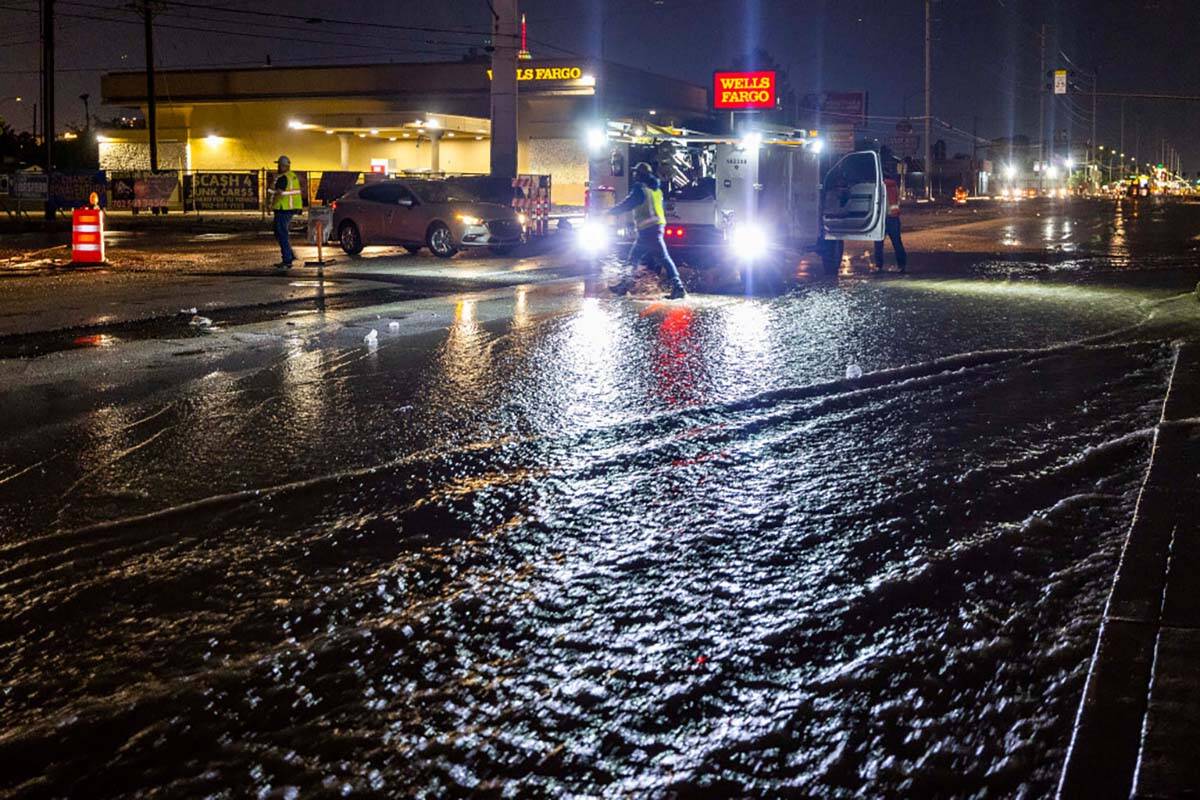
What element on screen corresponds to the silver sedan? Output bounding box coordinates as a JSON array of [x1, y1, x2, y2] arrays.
[[332, 179, 525, 258]]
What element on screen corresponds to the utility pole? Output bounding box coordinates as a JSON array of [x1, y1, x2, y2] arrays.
[[1118, 97, 1125, 181], [1038, 24, 1046, 177], [489, 0, 518, 180], [923, 0, 931, 200], [1090, 67, 1097, 168], [972, 114, 979, 194], [79, 92, 90, 132], [41, 0, 54, 221], [140, 0, 159, 172]]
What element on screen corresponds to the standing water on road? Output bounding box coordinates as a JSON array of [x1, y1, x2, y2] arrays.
[[0, 266, 1194, 796]]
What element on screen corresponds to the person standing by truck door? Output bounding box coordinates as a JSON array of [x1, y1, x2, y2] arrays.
[[874, 156, 907, 273], [607, 162, 687, 299], [269, 155, 303, 269]]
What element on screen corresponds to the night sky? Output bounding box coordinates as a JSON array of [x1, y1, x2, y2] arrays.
[[1, 0, 1198, 169]]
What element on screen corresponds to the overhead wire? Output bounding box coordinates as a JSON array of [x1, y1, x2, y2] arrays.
[[0, 2, 475, 69]]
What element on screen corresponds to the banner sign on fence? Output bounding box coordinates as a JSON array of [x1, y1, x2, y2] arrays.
[[110, 172, 179, 209], [315, 171, 360, 204], [265, 170, 309, 208], [14, 173, 49, 200], [51, 171, 107, 209], [183, 172, 259, 210]]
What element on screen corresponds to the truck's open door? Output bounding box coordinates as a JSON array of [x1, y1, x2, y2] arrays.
[[821, 150, 886, 242]]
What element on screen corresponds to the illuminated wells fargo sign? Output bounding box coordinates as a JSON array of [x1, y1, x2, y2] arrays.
[[713, 70, 777, 110], [486, 65, 585, 81]]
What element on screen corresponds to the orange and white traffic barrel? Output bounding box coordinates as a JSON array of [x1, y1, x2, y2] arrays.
[[71, 198, 106, 265]]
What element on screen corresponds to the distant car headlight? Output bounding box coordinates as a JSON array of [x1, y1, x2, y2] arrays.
[[517, 212, 528, 226], [728, 223, 769, 260], [457, 214, 482, 226], [577, 220, 611, 254]]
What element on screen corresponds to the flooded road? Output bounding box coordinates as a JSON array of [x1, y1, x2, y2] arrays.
[[2, 199, 1199, 797]]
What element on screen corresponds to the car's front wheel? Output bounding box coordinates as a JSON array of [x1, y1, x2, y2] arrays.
[[339, 221, 364, 255], [427, 222, 458, 258]]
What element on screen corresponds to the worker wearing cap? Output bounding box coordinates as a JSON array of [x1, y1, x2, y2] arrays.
[[269, 155, 303, 269], [607, 161, 687, 299]]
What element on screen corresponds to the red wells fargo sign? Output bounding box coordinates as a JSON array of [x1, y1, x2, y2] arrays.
[[713, 70, 777, 110]]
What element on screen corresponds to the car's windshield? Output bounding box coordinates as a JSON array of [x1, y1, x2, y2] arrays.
[[410, 182, 478, 204]]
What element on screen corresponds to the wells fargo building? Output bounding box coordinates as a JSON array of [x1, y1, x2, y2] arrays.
[[98, 59, 710, 206]]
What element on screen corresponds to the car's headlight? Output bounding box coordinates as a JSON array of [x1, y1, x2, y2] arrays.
[[457, 214, 482, 226], [517, 212, 528, 226], [577, 220, 611, 254], [728, 223, 769, 259]]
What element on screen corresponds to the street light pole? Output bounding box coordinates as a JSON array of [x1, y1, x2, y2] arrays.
[[141, 1, 159, 172], [79, 92, 90, 133], [1090, 66, 1097, 166], [923, 0, 932, 200], [1038, 24, 1046, 176], [41, 0, 55, 221]]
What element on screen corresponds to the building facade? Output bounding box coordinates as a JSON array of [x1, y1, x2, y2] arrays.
[[98, 59, 711, 207]]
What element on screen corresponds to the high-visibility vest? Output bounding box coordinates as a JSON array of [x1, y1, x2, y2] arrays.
[[632, 183, 666, 229], [272, 171, 303, 211]]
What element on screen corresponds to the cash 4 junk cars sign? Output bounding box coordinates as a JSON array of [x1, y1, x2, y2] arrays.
[[713, 71, 777, 111], [183, 172, 259, 210]]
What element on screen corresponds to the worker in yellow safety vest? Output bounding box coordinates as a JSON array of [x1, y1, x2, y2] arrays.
[[270, 155, 303, 269], [607, 161, 686, 299]]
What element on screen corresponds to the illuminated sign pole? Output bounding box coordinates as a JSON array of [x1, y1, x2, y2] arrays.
[[490, 0, 519, 180]]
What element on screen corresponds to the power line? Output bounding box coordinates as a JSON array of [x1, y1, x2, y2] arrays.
[[119, 0, 502, 41], [0, 2, 471, 60], [59, 0, 489, 50]]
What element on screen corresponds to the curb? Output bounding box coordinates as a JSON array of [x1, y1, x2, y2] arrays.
[[1059, 341, 1200, 798]]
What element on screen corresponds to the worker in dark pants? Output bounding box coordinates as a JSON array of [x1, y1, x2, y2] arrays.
[[269, 155, 303, 269], [875, 158, 907, 273], [607, 162, 687, 299]]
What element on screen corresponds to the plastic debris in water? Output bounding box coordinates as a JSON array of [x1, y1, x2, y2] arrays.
[[388, 321, 400, 333], [189, 315, 213, 327], [845, 363, 863, 379], [364, 329, 378, 347]]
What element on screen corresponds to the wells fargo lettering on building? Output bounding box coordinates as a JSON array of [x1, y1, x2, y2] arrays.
[[486, 65, 584, 81], [713, 70, 777, 111]]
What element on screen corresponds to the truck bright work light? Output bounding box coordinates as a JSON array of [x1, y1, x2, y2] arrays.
[[739, 131, 763, 151], [586, 127, 607, 152], [578, 220, 611, 254], [728, 223, 769, 259]]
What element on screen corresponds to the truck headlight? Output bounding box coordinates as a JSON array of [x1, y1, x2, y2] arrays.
[[578, 220, 611, 254], [728, 223, 769, 259]]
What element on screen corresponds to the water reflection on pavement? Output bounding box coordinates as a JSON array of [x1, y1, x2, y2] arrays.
[[2, 240, 1198, 795]]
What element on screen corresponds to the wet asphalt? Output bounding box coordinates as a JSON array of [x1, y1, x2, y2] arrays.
[[1, 197, 1199, 797]]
